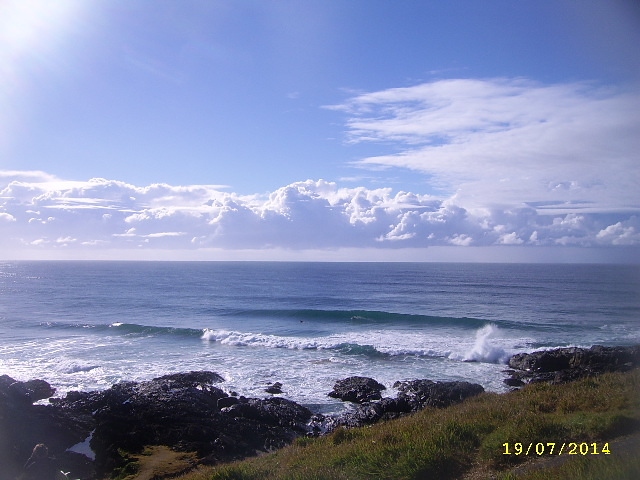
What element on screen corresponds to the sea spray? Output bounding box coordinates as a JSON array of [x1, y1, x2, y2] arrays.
[[462, 324, 509, 363]]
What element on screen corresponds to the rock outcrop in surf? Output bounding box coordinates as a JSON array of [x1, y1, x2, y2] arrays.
[[327, 376, 387, 403], [504, 344, 640, 386], [318, 378, 485, 430]]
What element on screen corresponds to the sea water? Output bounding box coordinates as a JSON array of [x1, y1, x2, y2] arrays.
[[0, 261, 638, 414]]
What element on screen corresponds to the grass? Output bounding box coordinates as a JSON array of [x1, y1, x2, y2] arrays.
[[111, 445, 197, 480], [157, 370, 640, 480]]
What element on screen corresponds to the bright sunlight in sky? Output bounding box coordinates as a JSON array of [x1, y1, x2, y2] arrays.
[[1, 0, 639, 262]]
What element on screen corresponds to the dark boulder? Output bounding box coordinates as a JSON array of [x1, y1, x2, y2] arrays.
[[217, 396, 239, 409], [155, 371, 225, 384], [338, 401, 386, 427], [221, 397, 311, 431], [328, 376, 387, 403], [1, 375, 56, 404], [394, 379, 485, 410], [332, 397, 411, 428], [503, 377, 525, 387], [11, 378, 56, 403], [265, 382, 283, 394], [505, 345, 640, 386]]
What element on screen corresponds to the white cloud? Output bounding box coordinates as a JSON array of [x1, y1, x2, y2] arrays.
[[0, 171, 639, 260], [449, 234, 473, 247], [596, 219, 640, 246], [330, 78, 640, 213], [497, 232, 524, 245]]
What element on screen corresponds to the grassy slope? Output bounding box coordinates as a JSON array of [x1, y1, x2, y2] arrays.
[[166, 370, 640, 480]]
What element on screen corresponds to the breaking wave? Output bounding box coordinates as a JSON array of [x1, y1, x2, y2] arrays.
[[38, 313, 527, 364]]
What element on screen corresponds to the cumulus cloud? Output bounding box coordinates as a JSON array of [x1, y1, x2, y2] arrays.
[[0, 171, 638, 258], [330, 78, 640, 213]]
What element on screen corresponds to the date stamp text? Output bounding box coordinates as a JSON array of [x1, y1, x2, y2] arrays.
[[502, 442, 611, 456]]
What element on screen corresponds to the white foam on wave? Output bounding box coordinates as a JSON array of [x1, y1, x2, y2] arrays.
[[454, 324, 509, 363], [60, 363, 100, 374], [200, 328, 456, 358], [201, 329, 327, 349]]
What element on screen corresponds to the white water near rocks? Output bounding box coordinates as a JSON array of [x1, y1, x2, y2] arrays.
[[1, 261, 638, 414]]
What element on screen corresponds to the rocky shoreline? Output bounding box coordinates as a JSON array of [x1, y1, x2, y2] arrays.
[[503, 344, 640, 387], [1, 345, 638, 479]]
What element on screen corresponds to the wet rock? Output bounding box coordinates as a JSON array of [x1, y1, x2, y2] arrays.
[[503, 377, 525, 387], [0, 375, 56, 404], [339, 401, 386, 427], [322, 380, 484, 431], [221, 397, 312, 429], [156, 371, 225, 384], [394, 380, 485, 410], [506, 345, 640, 386], [265, 382, 283, 394], [328, 376, 387, 403], [217, 396, 239, 409]]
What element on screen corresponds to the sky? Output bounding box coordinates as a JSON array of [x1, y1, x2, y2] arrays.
[[1, 0, 639, 262]]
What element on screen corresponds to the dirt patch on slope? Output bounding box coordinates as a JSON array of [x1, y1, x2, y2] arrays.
[[123, 446, 197, 480]]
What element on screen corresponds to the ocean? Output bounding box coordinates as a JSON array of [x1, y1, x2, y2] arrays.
[[1, 261, 638, 414]]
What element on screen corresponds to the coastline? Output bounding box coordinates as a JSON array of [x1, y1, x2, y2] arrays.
[[1, 345, 638, 479]]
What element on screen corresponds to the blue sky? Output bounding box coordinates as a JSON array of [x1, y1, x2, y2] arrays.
[[1, 0, 639, 261]]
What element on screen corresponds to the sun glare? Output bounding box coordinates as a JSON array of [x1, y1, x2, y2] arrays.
[[1, 0, 81, 58], [0, 0, 83, 151]]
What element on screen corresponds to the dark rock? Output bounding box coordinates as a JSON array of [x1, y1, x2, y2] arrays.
[[1, 376, 56, 404], [222, 397, 312, 429], [334, 398, 411, 429], [265, 382, 283, 394], [505, 345, 640, 386], [0, 374, 16, 387], [1, 371, 320, 478], [306, 413, 334, 435], [394, 380, 485, 410], [503, 378, 525, 387], [217, 396, 239, 409], [154, 371, 225, 384], [1, 369, 487, 478], [322, 380, 484, 431], [339, 401, 386, 427], [328, 376, 387, 403], [85, 373, 230, 473], [0, 376, 94, 479]]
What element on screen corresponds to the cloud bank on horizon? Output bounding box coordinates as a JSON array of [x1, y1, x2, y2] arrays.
[[2, 77, 638, 260], [0, 171, 637, 256]]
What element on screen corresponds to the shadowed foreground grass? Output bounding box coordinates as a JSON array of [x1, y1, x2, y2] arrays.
[[162, 370, 640, 480]]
